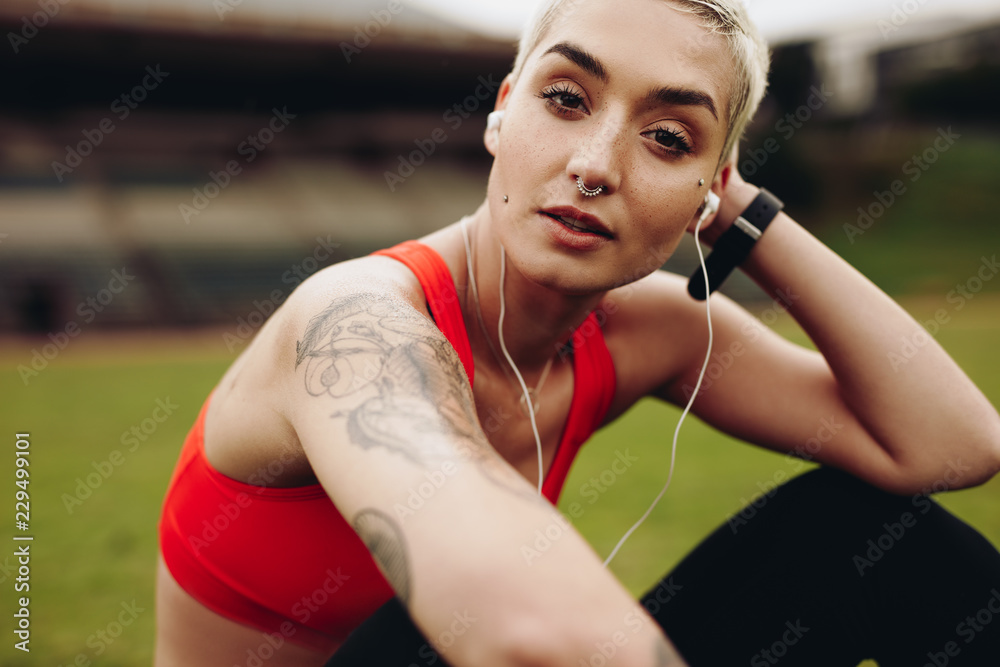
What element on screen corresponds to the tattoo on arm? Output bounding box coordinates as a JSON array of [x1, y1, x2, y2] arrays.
[[296, 292, 538, 500], [353, 508, 411, 605]]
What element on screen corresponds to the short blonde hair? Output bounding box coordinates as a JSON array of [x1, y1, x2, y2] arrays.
[[510, 0, 770, 170]]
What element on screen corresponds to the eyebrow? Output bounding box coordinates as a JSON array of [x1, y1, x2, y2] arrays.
[[541, 40, 719, 120], [645, 86, 718, 121], [542, 42, 608, 82]]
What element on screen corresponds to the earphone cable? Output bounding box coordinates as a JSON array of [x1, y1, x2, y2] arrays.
[[602, 206, 715, 567], [497, 245, 546, 495], [461, 217, 546, 495]]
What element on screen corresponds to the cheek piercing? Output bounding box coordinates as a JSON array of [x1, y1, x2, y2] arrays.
[[503, 195, 509, 203], [699, 179, 705, 187]]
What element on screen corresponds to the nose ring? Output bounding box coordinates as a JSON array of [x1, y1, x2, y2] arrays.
[[576, 176, 606, 197]]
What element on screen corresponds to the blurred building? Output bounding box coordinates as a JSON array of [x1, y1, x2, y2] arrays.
[[1, 0, 998, 334], [0, 0, 518, 332]]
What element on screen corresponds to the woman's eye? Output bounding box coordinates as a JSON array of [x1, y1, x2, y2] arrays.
[[550, 92, 583, 109], [646, 128, 693, 155], [538, 85, 587, 115]]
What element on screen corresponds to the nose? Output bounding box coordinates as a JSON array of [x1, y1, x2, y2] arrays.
[[566, 112, 625, 196]]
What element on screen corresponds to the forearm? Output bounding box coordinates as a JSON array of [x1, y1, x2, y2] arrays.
[[287, 285, 684, 666], [388, 466, 684, 667], [310, 425, 683, 666], [731, 182, 1000, 489], [330, 571, 683, 667]]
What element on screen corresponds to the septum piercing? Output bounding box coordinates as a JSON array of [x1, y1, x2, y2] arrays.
[[576, 176, 605, 197]]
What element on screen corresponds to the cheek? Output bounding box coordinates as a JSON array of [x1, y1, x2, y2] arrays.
[[625, 179, 698, 242], [506, 118, 563, 176]]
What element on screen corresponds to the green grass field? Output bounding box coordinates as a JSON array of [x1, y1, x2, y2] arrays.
[[1, 295, 999, 666]]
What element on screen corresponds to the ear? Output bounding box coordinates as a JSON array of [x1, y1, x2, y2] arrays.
[[484, 75, 515, 157], [717, 154, 735, 192]]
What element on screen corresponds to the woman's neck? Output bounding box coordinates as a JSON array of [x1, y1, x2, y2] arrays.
[[458, 204, 606, 377]]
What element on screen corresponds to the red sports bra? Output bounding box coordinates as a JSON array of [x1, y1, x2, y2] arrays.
[[158, 240, 617, 651]]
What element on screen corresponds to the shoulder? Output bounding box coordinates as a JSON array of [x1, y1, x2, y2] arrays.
[[602, 270, 698, 329], [598, 269, 747, 417], [601, 269, 706, 357], [203, 249, 457, 484], [601, 268, 763, 344], [246, 253, 434, 408], [282, 253, 428, 327]]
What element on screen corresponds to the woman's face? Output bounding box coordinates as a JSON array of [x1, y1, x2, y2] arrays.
[[487, 0, 734, 295]]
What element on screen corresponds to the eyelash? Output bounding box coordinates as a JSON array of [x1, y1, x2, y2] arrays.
[[537, 83, 694, 157], [538, 83, 586, 117], [645, 125, 693, 156]]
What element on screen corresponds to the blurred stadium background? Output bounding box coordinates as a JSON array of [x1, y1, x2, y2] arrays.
[[2, 0, 1000, 329], [2, 1, 1000, 665]]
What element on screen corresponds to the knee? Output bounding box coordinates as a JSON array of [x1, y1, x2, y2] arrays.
[[780, 467, 978, 545], [770, 467, 920, 530]]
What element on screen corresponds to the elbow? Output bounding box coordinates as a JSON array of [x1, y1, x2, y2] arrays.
[[947, 412, 1000, 490], [953, 423, 1000, 491], [889, 443, 1000, 496], [484, 615, 576, 667], [484, 615, 664, 667], [988, 418, 1000, 476], [984, 431, 1000, 486], [426, 608, 561, 667], [870, 415, 1000, 496]]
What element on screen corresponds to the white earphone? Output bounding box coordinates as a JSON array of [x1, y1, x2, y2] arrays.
[[487, 110, 505, 132], [603, 186, 719, 567], [482, 109, 721, 566], [704, 190, 721, 218]]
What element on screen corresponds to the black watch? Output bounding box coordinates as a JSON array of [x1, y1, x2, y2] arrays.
[[688, 188, 784, 301]]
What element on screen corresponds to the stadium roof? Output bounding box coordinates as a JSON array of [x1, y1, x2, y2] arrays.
[[3, 0, 999, 46]]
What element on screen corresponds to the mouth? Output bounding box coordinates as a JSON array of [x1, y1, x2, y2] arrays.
[[541, 207, 613, 239]]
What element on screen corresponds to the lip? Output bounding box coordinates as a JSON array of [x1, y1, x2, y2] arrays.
[[538, 209, 613, 253], [539, 206, 614, 239]]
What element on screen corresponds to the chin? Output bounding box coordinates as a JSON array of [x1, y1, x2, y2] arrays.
[[506, 244, 644, 297]]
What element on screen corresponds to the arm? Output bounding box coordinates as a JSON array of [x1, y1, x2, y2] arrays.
[[279, 265, 685, 667], [658, 166, 1000, 495]]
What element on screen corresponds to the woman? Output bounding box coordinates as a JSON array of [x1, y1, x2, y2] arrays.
[[155, 0, 1000, 665]]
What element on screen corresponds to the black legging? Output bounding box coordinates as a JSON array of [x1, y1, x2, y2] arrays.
[[326, 468, 1000, 666]]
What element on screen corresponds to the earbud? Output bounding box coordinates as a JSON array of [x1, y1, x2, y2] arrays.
[[487, 110, 505, 132], [692, 190, 720, 226], [704, 191, 720, 216]]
